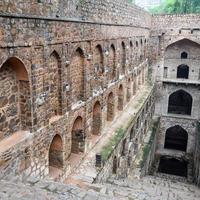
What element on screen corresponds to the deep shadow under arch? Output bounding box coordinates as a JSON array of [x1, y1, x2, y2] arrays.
[[158, 156, 188, 177], [177, 64, 189, 79], [164, 125, 188, 152], [168, 90, 192, 115]]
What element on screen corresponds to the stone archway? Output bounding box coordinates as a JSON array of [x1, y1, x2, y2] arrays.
[[164, 125, 188, 152], [121, 42, 126, 75], [92, 101, 102, 135], [49, 134, 63, 178], [49, 51, 62, 118], [70, 48, 85, 103], [93, 45, 104, 90], [177, 64, 189, 79], [168, 90, 192, 115], [0, 57, 31, 139], [118, 85, 124, 111], [181, 51, 188, 59], [127, 79, 131, 102], [71, 116, 85, 154], [107, 92, 115, 121], [109, 44, 116, 81]]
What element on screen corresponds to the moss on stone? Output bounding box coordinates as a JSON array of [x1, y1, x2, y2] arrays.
[[140, 118, 160, 168], [101, 128, 125, 162]]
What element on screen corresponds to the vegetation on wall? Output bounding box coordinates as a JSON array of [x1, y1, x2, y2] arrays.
[[140, 117, 160, 168], [101, 128, 125, 162], [149, 0, 200, 14]]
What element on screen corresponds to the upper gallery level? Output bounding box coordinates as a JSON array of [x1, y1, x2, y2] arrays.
[[0, 0, 151, 27], [162, 39, 200, 84]]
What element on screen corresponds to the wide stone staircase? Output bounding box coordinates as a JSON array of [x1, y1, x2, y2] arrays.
[[1, 175, 200, 200]]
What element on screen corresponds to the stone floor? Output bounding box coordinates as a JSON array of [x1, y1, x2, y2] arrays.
[[1, 175, 200, 200], [104, 175, 200, 200]]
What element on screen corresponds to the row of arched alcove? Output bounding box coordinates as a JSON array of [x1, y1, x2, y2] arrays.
[[48, 75, 146, 178], [0, 48, 146, 140]]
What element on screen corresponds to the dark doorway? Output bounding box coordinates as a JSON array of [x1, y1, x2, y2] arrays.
[[168, 90, 192, 115], [181, 52, 188, 59], [158, 157, 188, 177], [164, 125, 188, 151], [177, 65, 189, 79]]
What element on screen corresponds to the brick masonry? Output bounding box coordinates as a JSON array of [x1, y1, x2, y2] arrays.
[[0, 0, 200, 187]]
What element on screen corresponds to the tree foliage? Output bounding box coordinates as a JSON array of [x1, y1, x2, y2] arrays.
[[149, 0, 200, 14]]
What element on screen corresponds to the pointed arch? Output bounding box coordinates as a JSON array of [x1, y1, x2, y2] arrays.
[[164, 125, 188, 152], [71, 116, 85, 154], [118, 85, 124, 111], [107, 92, 115, 121], [130, 41, 133, 66], [49, 134, 63, 177], [127, 78, 131, 102], [49, 51, 62, 117], [168, 90, 192, 115], [166, 38, 200, 51], [70, 47, 85, 103], [109, 44, 116, 81], [0, 57, 31, 138], [94, 44, 104, 74], [92, 101, 102, 135], [121, 42, 126, 75], [181, 51, 188, 59]]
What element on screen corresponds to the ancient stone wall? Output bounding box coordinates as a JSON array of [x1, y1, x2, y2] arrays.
[[95, 88, 155, 182], [0, 4, 150, 179], [0, 0, 78, 19], [1, 0, 200, 186], [0, 0, 151, 27], [152, 14, 200, 29], [154, 116, 196, 182], [151, 13, 200, 186]]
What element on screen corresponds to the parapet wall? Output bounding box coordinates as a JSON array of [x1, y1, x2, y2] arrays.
[[79, 0, 151, 27], [152, 14, 200, 30], [0, 0, 151, 27], [0, 0, 78, 19]]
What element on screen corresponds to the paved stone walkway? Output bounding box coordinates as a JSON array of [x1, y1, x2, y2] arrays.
[[103, 176, 200, 200], [65, 84, 153, 185], [0, 177, 114, 200], [0, 175, 199, 200]]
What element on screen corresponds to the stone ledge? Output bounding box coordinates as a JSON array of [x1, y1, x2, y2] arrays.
[[0, 131, 31, 154]]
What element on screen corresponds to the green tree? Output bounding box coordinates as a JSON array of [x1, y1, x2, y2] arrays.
[[149, 0, 200, 14]]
